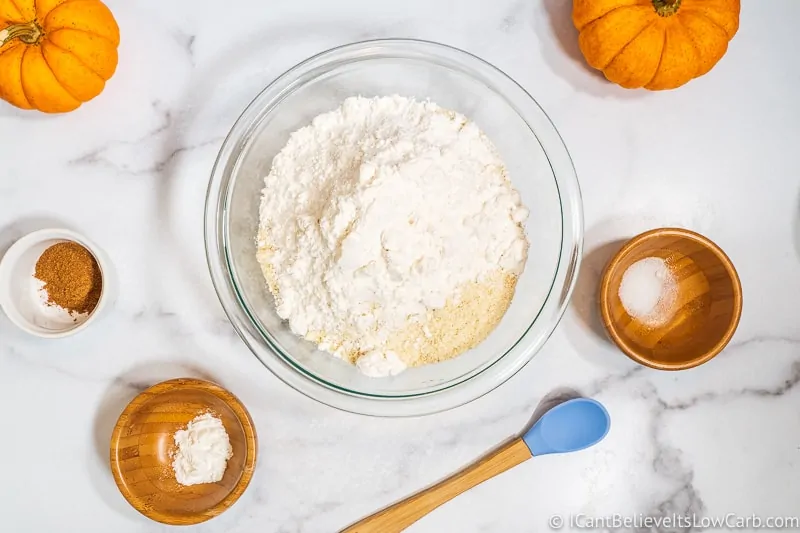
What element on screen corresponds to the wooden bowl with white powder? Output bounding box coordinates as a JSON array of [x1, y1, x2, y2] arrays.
[[110, 378, 257, 525], [600, 228, 742, 370]]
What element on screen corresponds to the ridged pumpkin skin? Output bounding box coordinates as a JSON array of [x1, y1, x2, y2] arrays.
[[573, 0, 740, 90], [0, 0, 119, 113]]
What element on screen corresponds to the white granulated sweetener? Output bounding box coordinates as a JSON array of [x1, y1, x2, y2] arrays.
[[257, 95, 529, 376], [171, 413, 233, 486], [618, 257, 677, 327]]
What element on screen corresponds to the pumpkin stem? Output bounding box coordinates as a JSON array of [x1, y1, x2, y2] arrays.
[[652, 0, 681, 17], [0, 21, 44, 47]]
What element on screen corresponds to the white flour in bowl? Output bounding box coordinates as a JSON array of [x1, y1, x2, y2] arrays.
[[257, 95, 529, 376]]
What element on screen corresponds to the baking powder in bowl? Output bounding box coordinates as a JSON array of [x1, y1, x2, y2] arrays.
[[256, 96, 529, 376], [171, 413, 233, 486]]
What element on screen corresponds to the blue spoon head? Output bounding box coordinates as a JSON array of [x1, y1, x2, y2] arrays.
[[522, 398, 610, 457]]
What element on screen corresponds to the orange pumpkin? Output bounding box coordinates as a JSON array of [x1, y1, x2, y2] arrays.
[[573, 0, 740, 90], [0, 0, 119, 113]]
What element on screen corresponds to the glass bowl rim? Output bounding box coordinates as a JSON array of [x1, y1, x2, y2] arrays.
[[205, 38, 584, 416]]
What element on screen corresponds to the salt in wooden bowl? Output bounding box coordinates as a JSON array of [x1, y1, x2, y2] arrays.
[[599, 228, 742, 370]]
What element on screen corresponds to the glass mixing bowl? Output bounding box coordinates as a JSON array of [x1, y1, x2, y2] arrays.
[[205, 39, 583, 416]]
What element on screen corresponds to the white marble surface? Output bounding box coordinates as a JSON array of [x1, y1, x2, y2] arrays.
[[1, 1, 799, 532]]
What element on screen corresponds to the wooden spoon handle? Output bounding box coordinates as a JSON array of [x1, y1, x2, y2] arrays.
[[342, 438, 532, 533]]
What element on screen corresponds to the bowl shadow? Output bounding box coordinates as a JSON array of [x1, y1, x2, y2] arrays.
[[563, 236, 641, 371], [0, 216, 73, 257], [571, 239, 628, 341], [88, 362, 218, 520]]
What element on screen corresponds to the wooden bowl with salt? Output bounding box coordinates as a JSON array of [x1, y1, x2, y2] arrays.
[[109, 378, 257, 525], [599, 228, 742, 370]]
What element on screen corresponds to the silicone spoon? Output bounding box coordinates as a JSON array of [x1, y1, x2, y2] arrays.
[[342, 398, 610, 533]]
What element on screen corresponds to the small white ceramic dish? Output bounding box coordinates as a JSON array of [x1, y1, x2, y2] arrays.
[[0, 228, 114, 338]]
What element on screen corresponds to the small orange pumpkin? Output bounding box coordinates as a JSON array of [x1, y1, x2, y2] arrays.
[[573, 0, 740, 90], [0, 0, 119, 113]]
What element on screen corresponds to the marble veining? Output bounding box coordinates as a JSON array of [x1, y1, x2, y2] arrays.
[[1, 1, 799, 532]]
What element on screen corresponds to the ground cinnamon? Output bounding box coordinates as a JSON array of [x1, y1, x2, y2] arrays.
[[34, 242, 103, 315]]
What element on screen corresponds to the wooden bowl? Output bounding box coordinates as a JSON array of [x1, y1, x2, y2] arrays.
[[110, 378, 257, 525], [600, 228, 742, 370]]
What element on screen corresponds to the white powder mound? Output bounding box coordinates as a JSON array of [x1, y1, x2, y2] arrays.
[[257, 95, 529, 373], [618, 257, 677, 327], [172, 413, 233, 486]]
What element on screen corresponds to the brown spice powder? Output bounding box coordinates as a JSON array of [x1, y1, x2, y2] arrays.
[[34, 242, 103, 315]]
